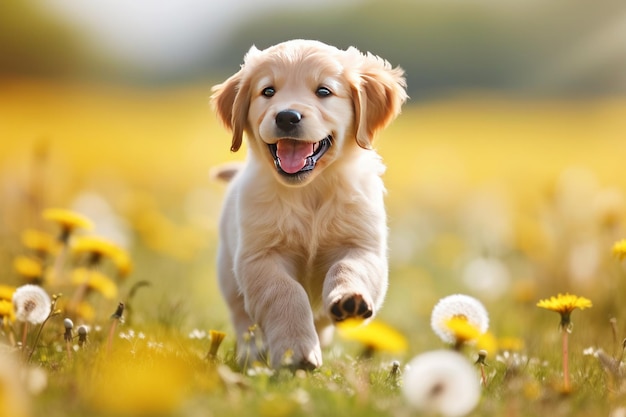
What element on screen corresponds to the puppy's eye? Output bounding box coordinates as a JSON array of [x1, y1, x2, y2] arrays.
[[262, 87, 275, 98], [316, 86, 332, 98]]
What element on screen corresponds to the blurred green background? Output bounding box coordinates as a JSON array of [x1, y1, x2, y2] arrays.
[[1, 0, 625, 337], [2, 0, 624, 94]]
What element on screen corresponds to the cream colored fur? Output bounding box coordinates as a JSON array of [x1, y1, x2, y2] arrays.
[[211, 39, 407, 369]]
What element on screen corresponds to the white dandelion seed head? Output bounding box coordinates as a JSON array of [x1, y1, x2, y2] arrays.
[[402, 350, 481, 417], [12, 285, 51, 324], [431, 294, 489, 344]]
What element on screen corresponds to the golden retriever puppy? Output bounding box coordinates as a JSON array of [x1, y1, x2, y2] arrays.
[[211, 39, 407, 369]]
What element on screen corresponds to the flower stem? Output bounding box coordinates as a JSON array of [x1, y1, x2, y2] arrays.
[[51, 243, 68, 285], [21, 322, 29, 355], [107, 302, 124, 354], [480, 363, 487, 387], [27, 314, 55, 363], [106, 318, 118, 354], [562, 329, 570, 392], [475, 350, 488, 387]]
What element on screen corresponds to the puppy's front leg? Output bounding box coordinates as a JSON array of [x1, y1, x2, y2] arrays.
[[323, 250, 388, 323], [237, 253, 322, 369]]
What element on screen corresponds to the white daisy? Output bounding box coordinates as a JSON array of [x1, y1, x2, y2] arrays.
[[430, 294, 489, 344], [12, 285, 51, 325], [402, 350, 481, 417]]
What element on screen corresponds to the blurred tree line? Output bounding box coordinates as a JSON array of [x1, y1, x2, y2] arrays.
[[209, 0, 625, 98], [1, 0, 624, 98], [0, 2, 95, 78]]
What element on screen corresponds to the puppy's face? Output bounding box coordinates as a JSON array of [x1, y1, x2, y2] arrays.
[[212, 40, 407, 187], [247, 48, 353, 185]]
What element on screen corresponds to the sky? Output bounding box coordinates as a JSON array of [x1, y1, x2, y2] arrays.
[[35, 0, 360, 74]]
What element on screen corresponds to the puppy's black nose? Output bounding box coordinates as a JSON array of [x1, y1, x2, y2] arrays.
[[275, 110, 301, 131]]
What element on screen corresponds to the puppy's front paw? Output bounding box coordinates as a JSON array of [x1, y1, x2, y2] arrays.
[[329, 293, 373, 322], [267, 332, 322, 370]]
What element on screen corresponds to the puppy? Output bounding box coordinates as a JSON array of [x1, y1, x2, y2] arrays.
[[211, 39, 407, 369]]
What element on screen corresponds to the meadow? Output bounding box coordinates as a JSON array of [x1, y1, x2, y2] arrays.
[[1, 79, 626, 417]]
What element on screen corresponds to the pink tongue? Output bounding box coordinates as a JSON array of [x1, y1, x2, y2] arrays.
[[276, 140, 314, 174]]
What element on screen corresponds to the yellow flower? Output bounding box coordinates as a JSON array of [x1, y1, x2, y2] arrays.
[[476, 332, 498, 354], [20, 229, 58, 255], [72, 236, 116, 258], [72, 236, 132, 277], [431, 294, 489, 345], [444, 316, 481, 344], [43, 208, 93, 242], [13, 256, 44, 282], [71, 268, 118, 299], [208, 330, 227, 358], [537, 293, 590, 391], [74, 301, 95, 322], [442, 316, 498, 352], [537, 293, 592, 330], [613, 239, 626, 261], [0, 299, 15, 324], [337, 319, 408, 353], [84, 350, 192, 416], [497, 337, 525, 352], [0, 352, 31, 417], [0, 285, 15, 302]]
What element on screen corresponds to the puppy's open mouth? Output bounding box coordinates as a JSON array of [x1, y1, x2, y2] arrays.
[[268, 136, 332, 176]]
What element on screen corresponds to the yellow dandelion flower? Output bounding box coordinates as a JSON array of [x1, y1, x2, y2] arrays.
[[476, 332, 498, 354], [537, 292, 591, 392], [497, 337, 525, 352], [0, 299, 15, 323], [537, 293, 592, 330], [71, 268, 118, 299], [0, 285, 16, 302], [445, 316, 481, 345], [431, 294, 489, 345], [337, 318, 408, 353], [13, 256, 44, 282], [20, 229, 58, 255], [72, 236, 117, 258], [74, 301, 96, 322], [72, 236, 132, 277], [208, 330, 227, 358], [443, 316, 498, 352], [85, 350, 191, 415], [612, 239, 626, 261], [111, 250, 132, 277], [43, 208, 93, 242]]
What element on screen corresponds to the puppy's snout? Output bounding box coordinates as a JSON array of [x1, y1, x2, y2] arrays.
[[275, 110, 302, 132]]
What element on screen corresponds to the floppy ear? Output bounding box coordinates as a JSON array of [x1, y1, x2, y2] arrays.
[[211, 68, 250, 152], [348, 50, 408, 149]]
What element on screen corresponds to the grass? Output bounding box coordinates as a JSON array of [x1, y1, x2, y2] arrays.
[[1, 79, 626, 416]]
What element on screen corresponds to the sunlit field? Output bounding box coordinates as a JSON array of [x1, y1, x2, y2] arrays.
[[2, 79, 626, 417]]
